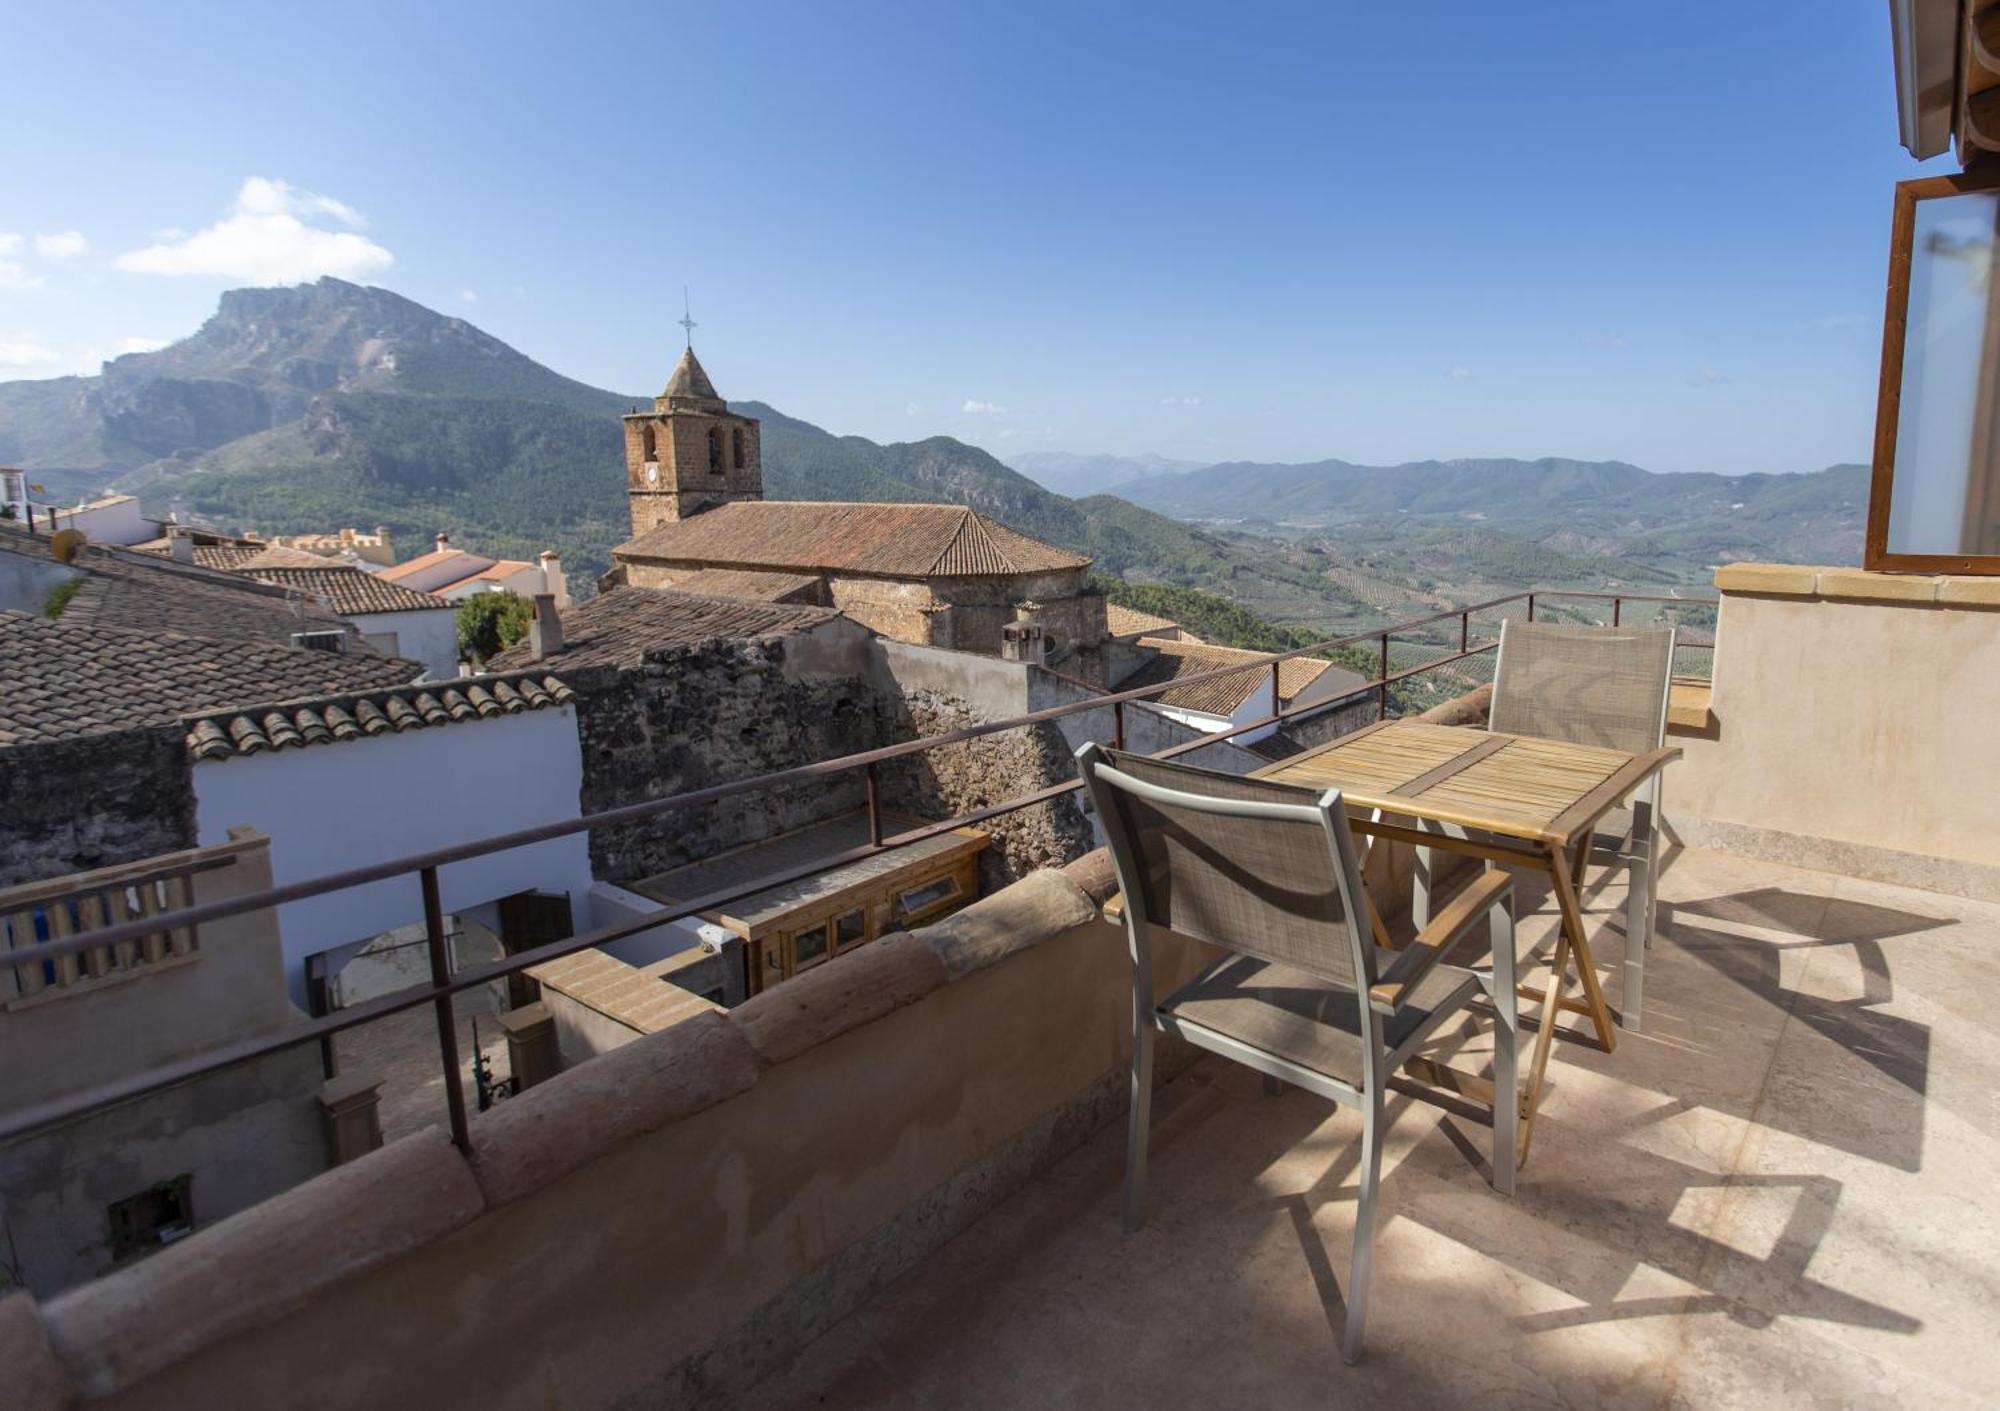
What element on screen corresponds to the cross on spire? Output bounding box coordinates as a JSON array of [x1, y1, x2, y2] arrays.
[[678, 287, 698, 347]]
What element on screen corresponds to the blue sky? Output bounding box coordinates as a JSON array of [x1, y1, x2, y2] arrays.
[[0, 1, 1952, 474]]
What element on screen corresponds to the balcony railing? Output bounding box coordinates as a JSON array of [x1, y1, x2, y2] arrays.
[[0, 855, 221, 1004], [0, 587, 1714, 1153]]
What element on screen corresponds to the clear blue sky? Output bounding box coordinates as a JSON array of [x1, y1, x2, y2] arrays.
[[0, 1, 1952, 474]]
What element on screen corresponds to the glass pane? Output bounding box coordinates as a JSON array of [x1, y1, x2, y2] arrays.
[[896, 876, 958, 918], [835, 910, 866, 948], [794, 923, 829, 968], [1891, 190, 2000, 555]]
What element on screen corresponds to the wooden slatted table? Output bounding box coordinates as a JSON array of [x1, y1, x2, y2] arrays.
[[1255, 718, 1679, 1164]]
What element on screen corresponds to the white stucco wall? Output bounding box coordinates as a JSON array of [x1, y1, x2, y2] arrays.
[[345, 607, 460, 679], [588, 881, 710, 967], [193, 706, 592, 1005]]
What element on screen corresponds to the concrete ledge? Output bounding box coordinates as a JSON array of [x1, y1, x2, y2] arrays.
[[1713, 562, 1824, 596], [1060, 848, 1118, 908], [467, 1007, 760, 1208], [0, 1293, 76, 1410], [1714, 562, 2000, 607], [1416, 680, 1491, 727], [40, 1126, 483, 1398], [731, 931, 948, 1065], [1814, 566, 1939, 603], [917, 869, 1099, 980]]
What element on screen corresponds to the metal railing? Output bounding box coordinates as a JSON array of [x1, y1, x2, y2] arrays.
[[0, 588, 1714, 1151]]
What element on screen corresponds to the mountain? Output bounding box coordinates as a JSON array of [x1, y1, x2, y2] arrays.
[[0, 280, 1363, 618], [1119, 455, 1867, 567], [1006, 450, 1207, 498]]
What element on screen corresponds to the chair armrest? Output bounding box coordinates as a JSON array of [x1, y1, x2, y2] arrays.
[[1368, 869, 1512, 1015]]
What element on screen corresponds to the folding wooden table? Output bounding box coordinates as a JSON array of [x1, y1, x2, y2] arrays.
[[1255, 718, 1679, 1163]]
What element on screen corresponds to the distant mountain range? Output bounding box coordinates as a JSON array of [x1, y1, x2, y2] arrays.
[[0, 278, 1865, 636], [1006, 450, 1207, 498]]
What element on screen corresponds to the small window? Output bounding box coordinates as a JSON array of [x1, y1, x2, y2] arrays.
[[732, 427, 746, 470], [793, 921, 830, 971], [707, 427, 724, 474], [640, 422, 657, 462], [834, 909, 867, 951], [896, 875, 960, 921], [108, 1175, 194, 1261]]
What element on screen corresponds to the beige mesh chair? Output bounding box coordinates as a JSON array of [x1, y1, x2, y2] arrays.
[[1487, 619, 1675, 1027], [1078, 743, 1517, 1364]]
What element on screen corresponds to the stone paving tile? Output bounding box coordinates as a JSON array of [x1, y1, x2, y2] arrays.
[[741, 846, 1996, 1411]]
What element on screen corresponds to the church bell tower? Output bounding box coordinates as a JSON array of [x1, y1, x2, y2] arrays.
[[623, 343, 763, 536]]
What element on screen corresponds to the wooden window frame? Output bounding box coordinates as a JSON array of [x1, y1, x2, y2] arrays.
[[1867, 167, 2000, 573]]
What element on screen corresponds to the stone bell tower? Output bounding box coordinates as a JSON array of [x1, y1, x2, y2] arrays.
[[623, 345, 763, 536]]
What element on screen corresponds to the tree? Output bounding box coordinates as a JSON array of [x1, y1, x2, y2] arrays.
[[456, 590, 535, 666]]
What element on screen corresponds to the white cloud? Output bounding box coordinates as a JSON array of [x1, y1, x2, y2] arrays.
[[1158, 395, 1203, 407], [1448, 367, 1473, 380], [961, 398, 1006, 415], [35, 231, 87, 259], [0, 339, 62, 367], [0, 234, 20, 256], [905, 402, 921, 417], [117, 336, 168, 355], [0, 261, 40, 291], [114, 177, 393, 285], [458, 288, 478, 303], [1591, 335, 1629, 350], [997, 428, 1016, 440]]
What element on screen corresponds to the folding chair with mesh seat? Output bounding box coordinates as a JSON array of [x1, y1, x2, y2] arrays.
[[1483, 618, 1675, 1027], [1077, 743, 1517, 1364]]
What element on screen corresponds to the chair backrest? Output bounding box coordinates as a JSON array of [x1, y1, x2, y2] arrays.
[[1077, 744, 1375, 993], [1489, 620, 1676, 755]]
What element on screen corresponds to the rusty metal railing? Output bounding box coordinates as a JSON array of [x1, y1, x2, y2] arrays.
[[0, 587, 1714, 1150]]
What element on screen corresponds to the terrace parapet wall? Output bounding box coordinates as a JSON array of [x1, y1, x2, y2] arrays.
[[16, 855, 1214, 1411]]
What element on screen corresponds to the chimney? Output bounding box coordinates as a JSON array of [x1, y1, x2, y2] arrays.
[[538, 549, 566, 606], [168, 526, 194, 564], [1000, 621, 1046, 665], [434, 531, 451, 555], [529, 593, 564, 660]]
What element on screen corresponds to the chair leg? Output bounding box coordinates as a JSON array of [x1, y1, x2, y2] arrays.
[[1342, 1085, 1386, 1364], [1488, 893, 1518, 1196], [1262, 1071, 1285, 1096], [1122, 1015, 1155, 1234], [1622, 775, 1659, 1032]]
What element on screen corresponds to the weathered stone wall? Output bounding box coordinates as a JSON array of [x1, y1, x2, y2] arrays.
[[880, 690, 1096, 891], [566, 636, 896, 884], [826, 576, 945, 646], [0, 728, 195, 889]]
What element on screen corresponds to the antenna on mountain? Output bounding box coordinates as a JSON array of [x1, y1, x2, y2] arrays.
[[678, 287, 698, 348]]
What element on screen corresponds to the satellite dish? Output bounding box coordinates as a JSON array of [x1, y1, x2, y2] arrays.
[[49, 528, 85, 564]]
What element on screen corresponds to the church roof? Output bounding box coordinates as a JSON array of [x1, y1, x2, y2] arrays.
[[614, 501, 1091, 579], [662, 346, 725, 409]]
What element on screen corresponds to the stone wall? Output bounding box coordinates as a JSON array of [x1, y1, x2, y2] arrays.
[[0, 728, 195, 890], [879, 690, 1097, 891], [565, 634, 896, 884], [10, 859, 1213, 1411]]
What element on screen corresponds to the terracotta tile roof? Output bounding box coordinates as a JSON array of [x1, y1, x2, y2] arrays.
[[232, 544, 338, 570], [243, 567, 454, 615], [486, 586, 841, 672], [667, 568, 825, 604], [1106, 603, 1181, 638], [184, 671, 575, 761], [615, 501, 1090, 579], [1120, 637, 1357, 718], [57, 546, 363, 648], [0, 610, 420, 747], [465, 559, 535, 583], [378, 547, 495, 585]]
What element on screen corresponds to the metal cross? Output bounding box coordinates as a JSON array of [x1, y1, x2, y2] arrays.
[[678, 287, 698, 347]]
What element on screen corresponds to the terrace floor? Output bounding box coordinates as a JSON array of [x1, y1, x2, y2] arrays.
[[741, 843, 2000, 1410]]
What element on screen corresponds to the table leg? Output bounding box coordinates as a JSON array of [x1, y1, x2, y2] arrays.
[[1548, 844, 1618, 1053]]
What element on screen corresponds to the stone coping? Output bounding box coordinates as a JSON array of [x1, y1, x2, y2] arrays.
[[15, 854, 1115, 1408], [1714, 562, 2000, 606]]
